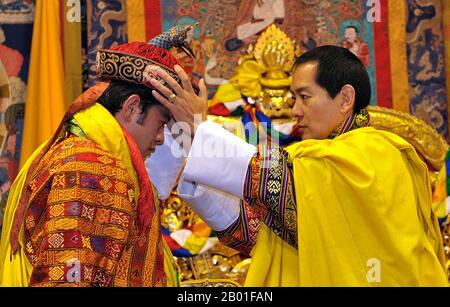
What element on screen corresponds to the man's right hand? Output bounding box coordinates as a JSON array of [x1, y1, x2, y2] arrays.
[[150, 64, 208, 137]]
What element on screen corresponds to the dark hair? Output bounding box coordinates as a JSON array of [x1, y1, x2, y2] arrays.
[[97, 80, 160, 118], [345, 25, 359, 33], [293, 45, 371, 112]]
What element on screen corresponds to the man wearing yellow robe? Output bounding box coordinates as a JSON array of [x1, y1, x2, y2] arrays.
[[152, 45, 448, 286], [0, 27, 207, 286]]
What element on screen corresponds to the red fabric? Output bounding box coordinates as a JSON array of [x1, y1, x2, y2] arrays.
[[144, 0, 162, 42], [121, 127, 155, 234], [111, 41, 179, 70], [208, 103, 231, 116], [373, 0, 393, 108], [163, 234, 182, 251]]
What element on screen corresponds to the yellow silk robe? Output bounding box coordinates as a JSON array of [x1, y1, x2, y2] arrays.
[[245, 127, 448, 286]]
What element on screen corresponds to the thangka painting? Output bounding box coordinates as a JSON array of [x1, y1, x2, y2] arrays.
[[160, 1, 378, 103], [0, 0, 34, 234], [86, 0, 128, 88], [157, 0, 448, 139], [406, 0, 448, 139]]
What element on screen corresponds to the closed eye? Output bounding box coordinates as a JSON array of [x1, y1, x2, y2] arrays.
[[300, 95, 310, 102]]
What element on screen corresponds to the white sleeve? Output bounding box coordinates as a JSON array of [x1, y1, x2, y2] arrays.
[[145, 127, 186, 200], [177, 176, 240, 231], [182, 121, 256, 199]]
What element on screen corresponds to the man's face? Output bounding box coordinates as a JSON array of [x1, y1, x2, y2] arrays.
[[123, 103, 170, 159], [290, 62, 344, 140], [344, 27, 357, 43]]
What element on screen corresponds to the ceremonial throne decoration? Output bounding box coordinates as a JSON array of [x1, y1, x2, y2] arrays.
[[231, 24, 299, 118], [162, 192, 250, 287], [165, 25, 450, 285]]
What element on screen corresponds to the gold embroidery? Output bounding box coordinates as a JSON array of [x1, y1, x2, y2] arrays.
[[48, 266, 65, 281], [47, 186, 133, 212], [114, 181, 128, 194], [113, 246, 133, 287], [52, 218, 78, 231], [49, 204, 65, 218], [99, 177, 113, 191], [102, 225, 128, 241], [25, 215, 35, 229], [47, 233, 65, 249], [95, 208, 111, 224], [97, 155, 114, 165], [52, 173, 66, 188], [81, 235, 92, 250], [54, 250, 79, 264]]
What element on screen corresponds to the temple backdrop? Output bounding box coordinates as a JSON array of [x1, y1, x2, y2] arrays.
[[85, 0, 450, 139], [0, 0, 450, 233]]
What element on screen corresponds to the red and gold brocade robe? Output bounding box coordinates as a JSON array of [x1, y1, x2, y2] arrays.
[[24, 135, 165, 286], [0, 103, 172, 287]]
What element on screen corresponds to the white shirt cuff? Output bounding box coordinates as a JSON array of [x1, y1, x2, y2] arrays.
[[182, 121, 256, 199], [177, 176, 240, 231], [145, 127, 185, 200]]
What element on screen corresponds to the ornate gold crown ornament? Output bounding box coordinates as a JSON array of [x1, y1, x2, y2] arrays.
[[231, 24, 301, 118]]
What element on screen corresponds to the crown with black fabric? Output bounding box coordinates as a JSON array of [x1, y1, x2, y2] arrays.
[[95, 24, 199, 94]]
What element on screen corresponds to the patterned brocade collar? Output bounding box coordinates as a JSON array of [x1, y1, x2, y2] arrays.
[[327, 108, 371, 140]]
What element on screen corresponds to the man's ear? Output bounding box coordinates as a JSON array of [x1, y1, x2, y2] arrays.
[[339, 84, 356, 115], [121, 94, 141, 122]]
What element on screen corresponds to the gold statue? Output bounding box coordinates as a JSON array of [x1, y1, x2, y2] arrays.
[[230, 24, 300, 118]]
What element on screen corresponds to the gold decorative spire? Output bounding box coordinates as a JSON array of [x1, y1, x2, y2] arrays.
[[231, 24, 300, 118], [254, 24, 295, 77]]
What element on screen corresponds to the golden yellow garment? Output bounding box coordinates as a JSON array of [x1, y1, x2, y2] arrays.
[[0, 103, 177, 286], [246, 127, 448, 286]]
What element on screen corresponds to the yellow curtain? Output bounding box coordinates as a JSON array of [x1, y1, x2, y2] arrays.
[[20, 0, 66, 167], [126, 0, 147, 42], [63, 2, 82, 108], [388, 0, 410, 114]]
